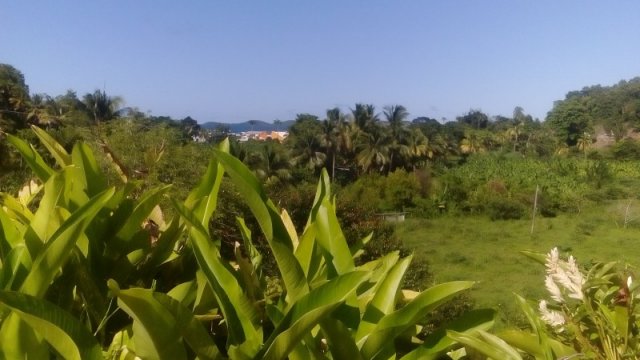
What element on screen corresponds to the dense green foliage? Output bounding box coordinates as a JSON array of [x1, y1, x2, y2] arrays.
[[4, 63, 640, 358], [0, 128, 496, 359], [547, 78, 640, 143]]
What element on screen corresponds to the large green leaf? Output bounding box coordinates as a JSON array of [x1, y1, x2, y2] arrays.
[[71, 141, 107, 197], [514, 294, 553, 359], [31, 125, 72, 167], [6, 133, 54, 181], [520, 250, 547, 265], [305, 168, 331, 230], [400, 309, 495, 360], [0, 290, 102, 360], [115, 184, 172, 247], [0, 245, 31, 291], [320, 318, 364, 360], [447, 330, 523, 360], [261, 271, 370, 358], [153, 291, 221, 359], [108, 281, 187, 360], [185, 138, 228, 227], [20, 188, 115, 297], [314, 196, 355, 276], [0, 312, 49, 359], [0, 193, 33, 225], [0, 206, 21, 260], [172, 199, 261, 350], [295, 223, 326, 285], [262, 302, 342, 360], [360, 281, 474, 359], [213, 149, 309, 302], [357, 255, 412, 341], [22, 172, 65, 256], [108, 282, 222, 360], [499, 329, 575, 358]]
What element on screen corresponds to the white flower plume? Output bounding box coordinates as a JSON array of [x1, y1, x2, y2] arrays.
[[544, 248, 584, 302], [539, 300, 565, 327]]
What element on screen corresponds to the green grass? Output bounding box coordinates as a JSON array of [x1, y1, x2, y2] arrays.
[[396, 201, 640, 327]]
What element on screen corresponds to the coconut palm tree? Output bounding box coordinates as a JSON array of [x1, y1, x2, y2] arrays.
[[576, 132, 592, 158], [253, 142, 292, 186], [405, 128, 431, 170], [27, 93, 59, 127], [384, 105, 410, 171], [351, 103, 378, 132], [287, 114, 326, 172], [356, 126, 390, 174], [83, 89, 123, 123], [321, 107, 344, 181], [459, 131, 485, 155]]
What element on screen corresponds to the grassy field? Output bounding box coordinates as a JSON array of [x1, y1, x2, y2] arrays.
[[396, 200, 640, 327]]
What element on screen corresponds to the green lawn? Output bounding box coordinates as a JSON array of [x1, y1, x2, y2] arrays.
[[396, 201, 640, 326]]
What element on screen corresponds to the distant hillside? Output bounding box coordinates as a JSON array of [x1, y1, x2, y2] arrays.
[[201, 120, 294, 133], [546, 77, 640, 145]]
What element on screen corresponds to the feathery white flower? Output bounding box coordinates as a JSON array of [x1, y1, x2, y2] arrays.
[[543, 248, 584, 302], [546, 248, 560, 273], [545, 275, 564, 303], [539, 300, 565, 327]]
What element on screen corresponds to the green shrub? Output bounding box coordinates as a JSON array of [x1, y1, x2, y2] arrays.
[[485, 197, 527, 220], [611, 138, 640, 159]]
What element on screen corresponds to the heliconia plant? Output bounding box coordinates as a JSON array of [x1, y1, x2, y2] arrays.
[[0, 126, 494, 359]]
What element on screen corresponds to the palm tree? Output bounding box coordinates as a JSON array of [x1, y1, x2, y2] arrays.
[[83, 90, 123, 123], [384, 105, 410, 172], [351, 103, 378, 132], [322, 107, 344, 181], [459, 131, 485, 155], [287, 115, 326, 172], [576, 132, 592, 158], [27, 93, 59, 127], [356, 126, 390, 174], [254, 142, 292, 186], [405, 128, 431, 170]]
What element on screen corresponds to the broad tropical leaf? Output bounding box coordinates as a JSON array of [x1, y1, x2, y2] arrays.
[[20, 187, 115, 297], [0, 290, 102, 360], [6, 133, 55, 181], [31, 125, 72, 167], [447, 330, 523, 360], [360, 281, 475, 359], [400, 309, 495, 360]]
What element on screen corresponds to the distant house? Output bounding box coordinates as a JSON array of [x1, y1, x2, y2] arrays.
[[237, 131, 288, 142]]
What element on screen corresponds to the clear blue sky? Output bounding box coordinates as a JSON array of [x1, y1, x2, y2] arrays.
[[2, 1, 639, 123]]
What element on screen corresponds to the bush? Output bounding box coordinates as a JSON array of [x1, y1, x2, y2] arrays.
[[485, 197, 527, 220], [611, 138, 640, 159]]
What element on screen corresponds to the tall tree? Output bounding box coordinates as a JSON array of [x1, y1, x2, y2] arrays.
[[287, 114, 326, 171], [27, 93, 59, 127], [405, 128, 431, 169], [0, 64, 30, 132], [356, 126, 390, 174], [457, 109, 489, 129], [546, 99, 592, 146], [351, 103, 378, 131], [247, 142, 292, 186], [322, 107, 344, 181], [384, 105, 410, 171], [83, 89, 123, 123]]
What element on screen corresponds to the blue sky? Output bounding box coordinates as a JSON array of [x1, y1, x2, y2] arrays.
[[2, 1, 639, 123]]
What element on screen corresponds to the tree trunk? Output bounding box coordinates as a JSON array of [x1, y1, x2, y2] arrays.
[[331, 151, 336, 184]]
